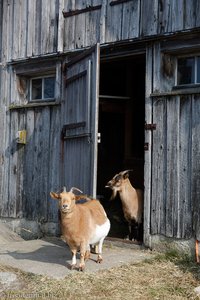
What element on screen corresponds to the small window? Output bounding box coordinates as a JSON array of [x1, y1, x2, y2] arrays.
[[177, 56, 200, 86], [30, 76, 55, 101]]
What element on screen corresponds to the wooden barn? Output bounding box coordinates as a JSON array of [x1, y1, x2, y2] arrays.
[[0, 0, 200, 252]]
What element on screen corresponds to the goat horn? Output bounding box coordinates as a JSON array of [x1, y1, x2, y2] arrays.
[[63, 186, 67, 192], [120, 170, 133, 175], [69, 187, 83, 194]]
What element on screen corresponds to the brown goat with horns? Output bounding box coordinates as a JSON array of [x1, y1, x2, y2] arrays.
[[50, 187, 110, 271], [106, 170, 143, 241]]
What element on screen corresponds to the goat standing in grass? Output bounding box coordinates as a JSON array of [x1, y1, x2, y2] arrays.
[[106, 170, 143, 241], [50, 187, 110, 271]]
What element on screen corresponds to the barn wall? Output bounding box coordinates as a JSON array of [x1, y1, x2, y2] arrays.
[[0, 102, 61, 222], [0, 62, 62, 226], [1, 0, 200, 243], [145, 39, 200, 242], [62, 0, 200, 51], [2, 0, 200, 58]]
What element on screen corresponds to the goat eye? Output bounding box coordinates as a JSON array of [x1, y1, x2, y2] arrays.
[[115, 175, 121, 182]]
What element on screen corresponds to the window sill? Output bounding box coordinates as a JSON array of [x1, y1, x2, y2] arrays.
[[173, 83, 200, 90], [9, 101, 60, 110], [151, 85, 200, 97]]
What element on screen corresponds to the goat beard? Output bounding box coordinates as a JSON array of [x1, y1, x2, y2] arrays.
[[110, 189, 117, 200]]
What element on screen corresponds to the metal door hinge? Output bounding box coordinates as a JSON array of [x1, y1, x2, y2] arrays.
[[144, 143, 149, 151], [145, 123, 156, 130]]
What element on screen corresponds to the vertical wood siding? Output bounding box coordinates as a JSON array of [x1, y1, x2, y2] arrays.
[[1, 0, 59, 60], [2, 1, 200, 55], [5, 106, 61, 222], [150, 95, 199, 239]]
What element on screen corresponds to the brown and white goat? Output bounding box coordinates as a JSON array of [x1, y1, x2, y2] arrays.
[[50, 187, 110, 271], [106, 170, 143, 241]]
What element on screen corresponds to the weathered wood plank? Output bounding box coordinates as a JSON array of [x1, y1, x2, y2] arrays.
[[48, 106, 61, 221], [151, 97, 166, 236], [143, 44, 153, 247], [36, 107, 50, 222], [0, 68, 11, 217], [171, 0, 184, 31], [121, 0, 140, 39], [57, 0, 64, 52], [34, 0, 42, 55], [0, 0, 2, 60], [15, 110, 26, 218], [27, 0, 36, 57], [165, 96, 180, 238], [184, 0, 196, 29], [99, 0, 107, 44], [191, 94, 200, 241], [41, 0, 50, 54], [24, 109, 35, 218], [105, 0, 122, 42], [140, 0, 158, 36], [85, 0, 101, 47], [179, 96, 192, 238], [63, 0, 75, 50], [195, 0, 200, 27], [1, 0, 13, 61], [153, 42, 161, 93], [9, 110, 19, 217]]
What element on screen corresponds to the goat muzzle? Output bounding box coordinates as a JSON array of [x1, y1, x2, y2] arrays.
[[105, 182, 112, 189]]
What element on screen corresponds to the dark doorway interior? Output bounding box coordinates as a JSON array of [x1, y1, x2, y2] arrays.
[[97, 54, 145, 241]]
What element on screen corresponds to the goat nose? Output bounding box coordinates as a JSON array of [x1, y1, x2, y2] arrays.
[[62, 204, 68, 209], [105, 181, 111, 188]]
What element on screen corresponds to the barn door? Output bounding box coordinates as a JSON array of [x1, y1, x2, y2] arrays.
[[62, 44, 100, 196]]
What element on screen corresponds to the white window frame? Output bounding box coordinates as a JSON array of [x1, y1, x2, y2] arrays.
[[30, 75, 56, 101], [176, 54, 200, 86]]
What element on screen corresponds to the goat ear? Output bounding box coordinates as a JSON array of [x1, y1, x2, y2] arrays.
[[50, 192, 60, 200], [74, 194, 90, 201]]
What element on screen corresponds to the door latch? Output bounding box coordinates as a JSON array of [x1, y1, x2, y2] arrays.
[[98, 132, 101, 143]]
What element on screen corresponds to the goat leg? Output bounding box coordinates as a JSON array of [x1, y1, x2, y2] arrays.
[[79, 243, 86, 271], [96, 238, 104, 264], [71, 249, 77, 270], [84, 249, 90, 260]]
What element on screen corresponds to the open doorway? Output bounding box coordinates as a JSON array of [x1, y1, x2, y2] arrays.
[[97, 54, 145, 241]]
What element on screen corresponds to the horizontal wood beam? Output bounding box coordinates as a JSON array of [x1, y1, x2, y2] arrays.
[[110, 0, 133, 6], [63, 5, 102, 18], [65, 70, 87, 86], [9, 101, 60, 110]]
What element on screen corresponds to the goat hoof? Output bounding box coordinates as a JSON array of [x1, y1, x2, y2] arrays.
[[78, 266, 85, 272]]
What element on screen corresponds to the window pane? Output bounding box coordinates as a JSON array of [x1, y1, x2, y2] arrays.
[[44, 77, 55, 98], [177, 57, 195, 85], [197, 57, 200, 83], [32, 79, 42, 100]]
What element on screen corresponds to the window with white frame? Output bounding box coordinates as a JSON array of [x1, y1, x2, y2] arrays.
[[177, 55, 200, 86], [30, 75, 55, 101]]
